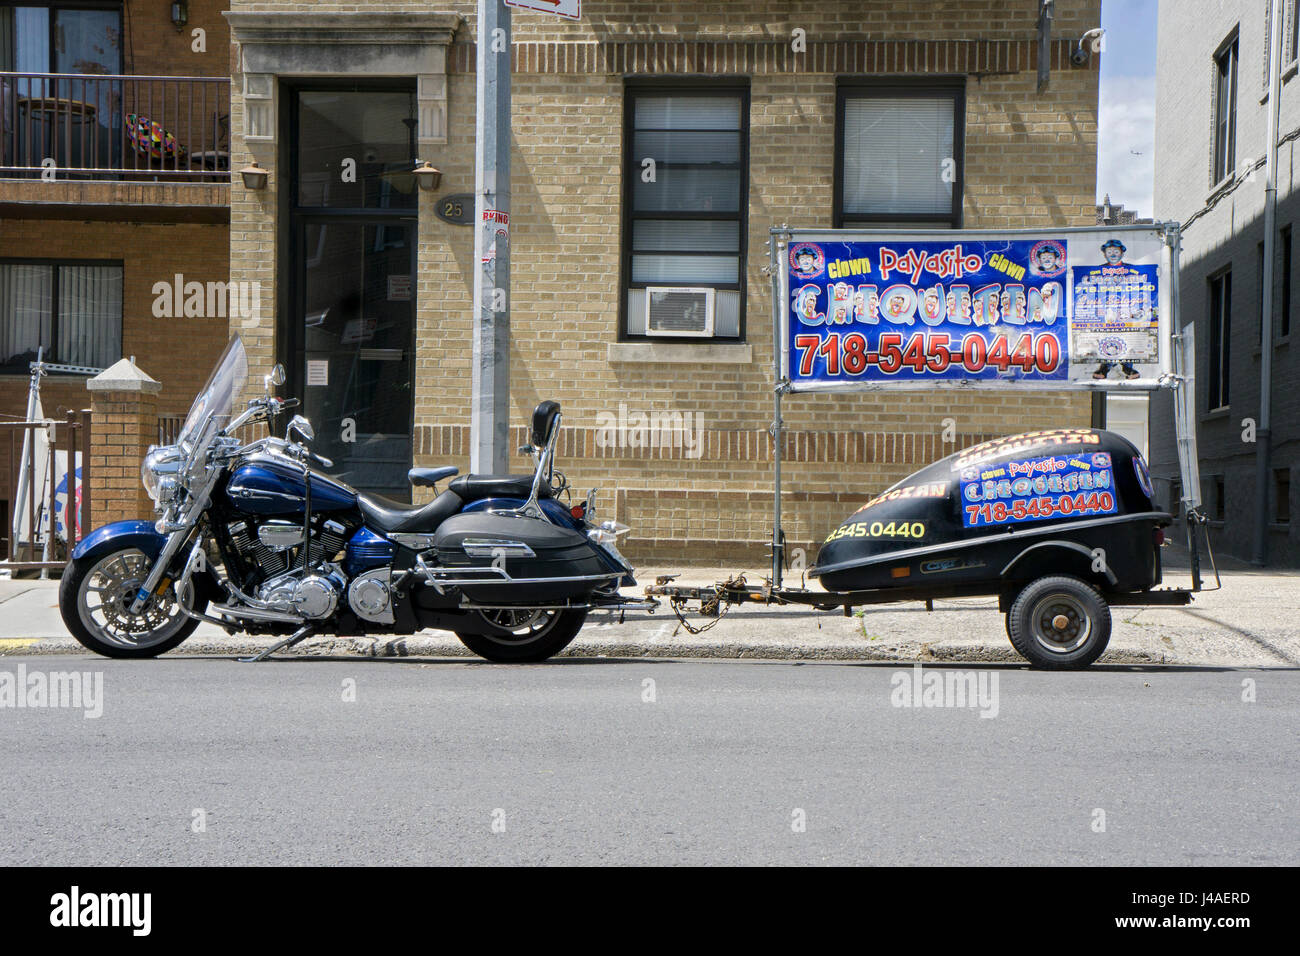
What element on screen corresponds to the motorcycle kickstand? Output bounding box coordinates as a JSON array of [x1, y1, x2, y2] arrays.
[[238, 623, 314, 663]]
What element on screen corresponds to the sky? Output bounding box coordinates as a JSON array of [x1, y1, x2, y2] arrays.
[[1096, 0, 1158, 215]]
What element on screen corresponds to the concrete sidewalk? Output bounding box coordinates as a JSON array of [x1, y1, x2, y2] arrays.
[[2, 545, 1296, 666]]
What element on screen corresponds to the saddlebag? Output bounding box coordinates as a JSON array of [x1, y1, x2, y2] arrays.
[[430, 511, 617, 604]]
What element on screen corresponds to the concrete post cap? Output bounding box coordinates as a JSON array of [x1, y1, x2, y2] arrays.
[[86, 358, 162, 395]]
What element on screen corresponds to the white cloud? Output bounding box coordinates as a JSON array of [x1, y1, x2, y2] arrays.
[[1097, 74, 1156, 216]]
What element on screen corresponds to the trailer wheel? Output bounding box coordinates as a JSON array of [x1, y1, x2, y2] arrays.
[[1007, 575, 1111, 669]]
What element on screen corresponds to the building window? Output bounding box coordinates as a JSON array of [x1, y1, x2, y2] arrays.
[[1213, 35, 1238, 185], [0, 3, 123, 74], [622, 84, 747, 341], [836, 81, 963, 228], [1212, 476, 1226, 520], [1282, 225, 1293, 338], [1292, 1, 1300, 64], [1257, 240, 1265, 346], [1207, 270, 1231, 410], [0, 261, 122, 372], [1277, 469, 1292, 524]]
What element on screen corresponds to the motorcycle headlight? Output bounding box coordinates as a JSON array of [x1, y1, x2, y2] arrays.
[[142, 445, 184, 502]]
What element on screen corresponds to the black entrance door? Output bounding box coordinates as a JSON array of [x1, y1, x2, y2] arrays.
[[288, 85, 418, 499]]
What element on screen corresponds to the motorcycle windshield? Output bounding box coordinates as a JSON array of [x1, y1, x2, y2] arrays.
[[177, 336, 248, 449]]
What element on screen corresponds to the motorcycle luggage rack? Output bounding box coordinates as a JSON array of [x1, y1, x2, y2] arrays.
[[414, 553, 623, 592]]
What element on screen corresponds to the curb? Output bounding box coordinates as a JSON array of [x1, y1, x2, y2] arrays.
[[0, 634, 1176, 665]]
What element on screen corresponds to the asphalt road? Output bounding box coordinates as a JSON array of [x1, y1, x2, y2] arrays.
[[1, 655, 1296, 866]]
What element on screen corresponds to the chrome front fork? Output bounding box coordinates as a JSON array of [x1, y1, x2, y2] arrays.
[[127, 528, 193, 615]]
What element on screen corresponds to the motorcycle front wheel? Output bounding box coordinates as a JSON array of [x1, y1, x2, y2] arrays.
[[59, 546, 207, 659], [455, 607, 587, 663]]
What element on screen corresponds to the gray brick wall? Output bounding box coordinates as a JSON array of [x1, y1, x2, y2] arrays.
[[1153, 0, 1300, 565]]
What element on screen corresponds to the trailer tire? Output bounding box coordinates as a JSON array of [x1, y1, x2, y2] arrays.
[[1007, 575, 1111, 669]]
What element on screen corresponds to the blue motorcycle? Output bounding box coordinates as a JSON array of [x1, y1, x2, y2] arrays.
[[59, 336, 644, 662]]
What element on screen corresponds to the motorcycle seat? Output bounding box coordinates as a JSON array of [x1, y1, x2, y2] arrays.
[[448, 474, 553, 502], [358, 488, 464, 534], [408, 466, 459, 488]]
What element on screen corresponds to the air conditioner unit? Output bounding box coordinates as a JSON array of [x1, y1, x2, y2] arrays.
[[644, 287, 715, 337]]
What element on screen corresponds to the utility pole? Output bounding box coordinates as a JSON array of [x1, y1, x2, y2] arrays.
[[1255, 0, 1283, 565], [471, 0, 511, 475]]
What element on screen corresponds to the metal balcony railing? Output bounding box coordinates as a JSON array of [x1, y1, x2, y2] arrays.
[[0, 72, 230, 182]]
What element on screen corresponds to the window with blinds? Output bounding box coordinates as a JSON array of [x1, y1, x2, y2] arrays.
[[1213, 35, 1238, 186], [0, 261, 122, 371], [622, 85, 747, 340], [835, 82, 963, 229]]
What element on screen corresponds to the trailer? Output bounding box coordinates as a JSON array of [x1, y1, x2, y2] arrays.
[[645, 223, 1218, 669]]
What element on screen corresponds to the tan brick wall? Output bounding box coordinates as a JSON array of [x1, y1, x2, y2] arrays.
[[87, 389, 158, 526], [227, 0, 1102, 566], [127, 0, 230, 78]]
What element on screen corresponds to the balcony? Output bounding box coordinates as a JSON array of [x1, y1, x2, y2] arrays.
[[0, 72, 231, 222]]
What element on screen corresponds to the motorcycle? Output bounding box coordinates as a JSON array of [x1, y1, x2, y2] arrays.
[[59, 336, 647, 662]]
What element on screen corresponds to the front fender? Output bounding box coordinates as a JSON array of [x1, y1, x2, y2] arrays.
[[71, 520, 166, 562], [70, 520, 226, 602]]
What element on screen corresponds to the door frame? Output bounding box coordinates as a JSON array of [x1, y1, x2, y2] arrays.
[[278, 78, 419, 492]]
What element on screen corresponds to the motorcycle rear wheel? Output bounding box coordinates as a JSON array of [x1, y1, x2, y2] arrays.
[[455, 607, 587, 663], [60, 546, 207, 659]]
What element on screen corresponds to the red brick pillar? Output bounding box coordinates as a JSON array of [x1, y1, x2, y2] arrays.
[[86, 360, 162, 528]]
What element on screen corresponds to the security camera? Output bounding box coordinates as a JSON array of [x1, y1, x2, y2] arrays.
[[1072, 28, 1105, 65]]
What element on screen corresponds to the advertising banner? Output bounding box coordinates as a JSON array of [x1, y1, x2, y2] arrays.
[[781, 226, 1172, 391]]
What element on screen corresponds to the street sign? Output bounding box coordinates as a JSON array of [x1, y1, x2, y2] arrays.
[[505, 0, 580, 19]]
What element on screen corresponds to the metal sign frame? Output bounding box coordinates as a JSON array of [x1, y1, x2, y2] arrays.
[[777, 223, 1176, 393], [766, 223, 1200, 587]]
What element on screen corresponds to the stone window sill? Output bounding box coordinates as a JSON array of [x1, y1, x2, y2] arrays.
[[607, 341, 753, 364]]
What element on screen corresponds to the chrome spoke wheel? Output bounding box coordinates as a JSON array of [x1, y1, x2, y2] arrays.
[[477, 608, 558, 645], [76, 548, 191, 651]]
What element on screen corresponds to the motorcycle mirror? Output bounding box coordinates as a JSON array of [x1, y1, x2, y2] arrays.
[[287, 414, 314, 442], [265, 364, 286, 393]]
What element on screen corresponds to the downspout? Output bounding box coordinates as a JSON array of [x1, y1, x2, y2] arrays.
[[1255, 0, 1283, 565]]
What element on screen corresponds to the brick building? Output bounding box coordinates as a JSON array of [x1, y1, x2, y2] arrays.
[[3, 0, 1105, 566], [1152, 0, 1299, 565], [0, 0, 232, 538]]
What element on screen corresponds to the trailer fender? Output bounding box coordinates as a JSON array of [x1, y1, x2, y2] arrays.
[[999, 540, 1117, 608]]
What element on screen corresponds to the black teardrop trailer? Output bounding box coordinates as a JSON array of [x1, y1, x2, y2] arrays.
[[648, 427, 1213, 669], [644, 223, 1217, 669]]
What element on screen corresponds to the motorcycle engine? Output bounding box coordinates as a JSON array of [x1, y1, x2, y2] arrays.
[[227, 518, 350, 582], [257, 565, 347, 619]]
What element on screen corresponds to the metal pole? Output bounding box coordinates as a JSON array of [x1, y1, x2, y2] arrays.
[[471, 0, 511, 475], [1254, 0, 1283, 565], [770, 228, 787, 587], [12, 347, 41, 549]]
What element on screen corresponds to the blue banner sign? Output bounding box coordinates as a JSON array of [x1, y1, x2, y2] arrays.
[[958, 451, 1118, 528], [783, 230, 1166, 389]]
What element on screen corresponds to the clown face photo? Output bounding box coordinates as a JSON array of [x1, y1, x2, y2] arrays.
[[1029, 240, 1066, 277], [1101, 238, 1127, 266], [789, 242, 825, 278]]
